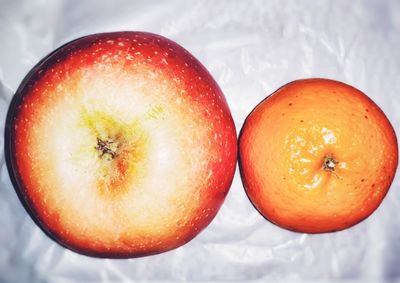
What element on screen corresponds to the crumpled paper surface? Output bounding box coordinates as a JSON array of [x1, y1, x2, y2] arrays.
[[1, 0, 399, 282]]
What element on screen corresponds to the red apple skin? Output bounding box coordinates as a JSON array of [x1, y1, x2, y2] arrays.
[[5, 32, 237, 258]]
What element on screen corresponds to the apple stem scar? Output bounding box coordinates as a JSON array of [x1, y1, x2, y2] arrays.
[[323, 155, 339, 176], [95, 137, 118, 159]]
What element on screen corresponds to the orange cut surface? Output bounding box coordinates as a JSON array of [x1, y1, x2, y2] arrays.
[[239, 78, 398, 233]]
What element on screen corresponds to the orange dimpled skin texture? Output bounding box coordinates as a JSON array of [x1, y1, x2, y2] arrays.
[[239, 79, 398, 233]]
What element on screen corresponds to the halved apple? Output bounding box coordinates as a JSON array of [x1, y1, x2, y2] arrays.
[[5, 32, 237, 258]]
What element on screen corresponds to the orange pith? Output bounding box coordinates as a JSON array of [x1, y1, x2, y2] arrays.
[[239, 79, 398, 233]]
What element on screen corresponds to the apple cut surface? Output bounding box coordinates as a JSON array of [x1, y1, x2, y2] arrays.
[[6, 32, 237, 257]]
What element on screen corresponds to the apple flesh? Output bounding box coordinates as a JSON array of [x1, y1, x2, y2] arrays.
[[5, 32, 237, 258]]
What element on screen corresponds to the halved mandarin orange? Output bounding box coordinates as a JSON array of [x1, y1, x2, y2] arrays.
[[239, 78, 398, 233]]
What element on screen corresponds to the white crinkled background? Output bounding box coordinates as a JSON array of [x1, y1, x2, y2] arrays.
[[1, 0, 400, 282]]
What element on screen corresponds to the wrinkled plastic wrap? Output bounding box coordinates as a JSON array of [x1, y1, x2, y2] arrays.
[[1, 0, 400, 282]]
